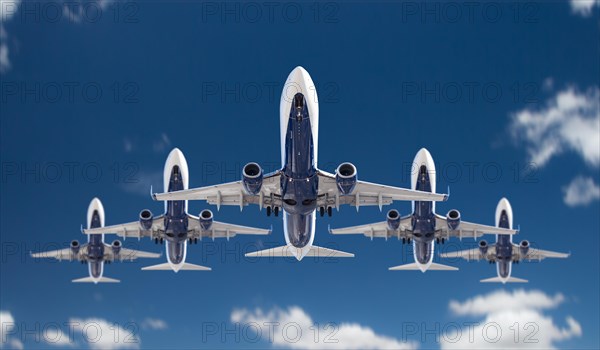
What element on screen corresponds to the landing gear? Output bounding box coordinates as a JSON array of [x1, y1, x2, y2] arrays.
[[436, 238, 440, 244], [155, 238, 158, 244], [327, 206, 332, 217], [320, 207, 325, 217], [402, 238, 406, 244], [160, 238, 164, 244], [441, 238, 445, 244], [194, 238, 198, 244], [266, 206, 271, 216], [274, 207, 279, 217]]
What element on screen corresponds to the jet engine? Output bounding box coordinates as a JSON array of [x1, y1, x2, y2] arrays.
[[242, 162, 263, 195], [199, 209, 213, 231], [139, 209, 153, 230], [479, 240, 488, 255], [111, 240, 122, 255], [387, 209, 400, 230], [519, 240, 530, 256], [335, 162, 357, 195], [70, 240, 80, 255], [446, 209, 461, 230]]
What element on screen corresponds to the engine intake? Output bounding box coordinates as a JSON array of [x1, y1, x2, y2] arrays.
[[139, 209, 154, 230], [479, 240, 488, 255], [242, 162, 263, 195], [70, 240, 80, 255], [199, 209, 213, 231], [335, 162, 357, 195], [112, 240, 122, 255], [387, 209, 400, 230], [519, 240, 530, 256], [446, 209, 461, 230]]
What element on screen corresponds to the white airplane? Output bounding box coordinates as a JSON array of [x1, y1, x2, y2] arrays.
[[330, 148, 518, 272], [31, 198, 160, 283], [440, 198, 569, 283], [153, 67, 449, 261], [83, 148, 271, 272]]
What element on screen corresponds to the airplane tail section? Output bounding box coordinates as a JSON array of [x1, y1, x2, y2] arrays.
[[72, 276, 120, 283], [480, 276, 528, 283], [389, 262, 458, 272], [245, 245, 354, 260], [141, 262, 211, 271]]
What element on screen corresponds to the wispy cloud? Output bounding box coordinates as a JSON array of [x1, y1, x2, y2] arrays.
[[141, 318, 168, 331], [510, 86, 599, 168], [563, 176, 600, 207], [231, 306, 418, 349], [442, 289, 582, 349], [570, 0, 599, 17], [0, 311, 24, 350], [69, 317, 140, 350], [0, 0, 21, 73], [152, 133, 171, 153], [120, 170, 163, 197], [510, 86, 600, 206]]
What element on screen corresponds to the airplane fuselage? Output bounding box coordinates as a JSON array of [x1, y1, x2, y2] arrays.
[[87, 202, 105, 279], [163, 164, 189, 265], [281, 93, 318, 248], [410, 164, 437, 266], [495, 210, 513, 279]]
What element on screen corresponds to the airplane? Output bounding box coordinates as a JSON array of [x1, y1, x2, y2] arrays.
[[152, 66, 449, 261], [30, 198, 160, 283], [329, 148, 519, 272], [440, 197, 569, 283], [83, 148, 271, 272]]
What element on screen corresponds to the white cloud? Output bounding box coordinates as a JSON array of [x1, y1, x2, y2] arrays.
[[562, 176, 600, 206], [152, 133, 171, 153], [570, 0, 599, 16], [42, 325, 75, 347], [69, 318, 140, 350], [510, 86, 600, 168], [0, 311, 24, 350], [120, 170, 163, 196], [0, 0, 20, 73], [441, 290, 582, 349], [231, 306, 418, 350], [141, 318, 168, 331]]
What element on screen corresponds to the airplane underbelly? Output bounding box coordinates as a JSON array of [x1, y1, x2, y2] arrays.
[[166, 241, 185, 265], [284, 212, 315, 248]]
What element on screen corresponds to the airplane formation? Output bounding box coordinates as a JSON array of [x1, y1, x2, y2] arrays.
[[32, 66, 569, 284]]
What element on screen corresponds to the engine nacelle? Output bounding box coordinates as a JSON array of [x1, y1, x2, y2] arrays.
[[519, 240, 530, 256], [70, 240, 80, 255], [479, 240, 488, 255], [111, 240, 122, 255], [335, 162, 357, 195], [242, 162, 263, 195], [199, 209, 213, 231], [386, 209, 400, 230], [139, 209, 153, 230], [446, 209, 461, 230]]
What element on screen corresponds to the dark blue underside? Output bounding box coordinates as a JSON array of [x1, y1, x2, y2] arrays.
[[165, 165, 188, 264], [88, 210, 104, 278], [496, 211, 512, 277], [411, 165, 435, 264], [282, 93, 317, 248]]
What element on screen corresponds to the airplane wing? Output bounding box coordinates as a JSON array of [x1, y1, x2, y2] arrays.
[[317, 170, 447, 210], [83, 215, 165, 239], [152, 172, 283, 210], [514, 245, 570, 262], [329, 215, 413, 240], [30, 246, 86, 261], [434, 214, 517, 239], [439, 245, 497, 261], [187, 214, 271, 239], [103, 245, 161, 262]]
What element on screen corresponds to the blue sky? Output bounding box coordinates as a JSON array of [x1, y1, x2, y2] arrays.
[[1, 1, 599, 349]]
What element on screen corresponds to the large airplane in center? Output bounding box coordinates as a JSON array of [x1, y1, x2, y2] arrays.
[[31, 198, 160, 283], [83, 148, 271, 272], [330, 148, 518, 272], [153, 66, 449, 261], [440, 198, 569, 283]]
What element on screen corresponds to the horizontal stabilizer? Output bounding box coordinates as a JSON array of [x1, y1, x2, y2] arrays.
[[245, 245, 354, 260], [141, 262, 211, 272], [72, 276, 120, 284], [389, 262, 458, 272], [480, 276, 528, 283]]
